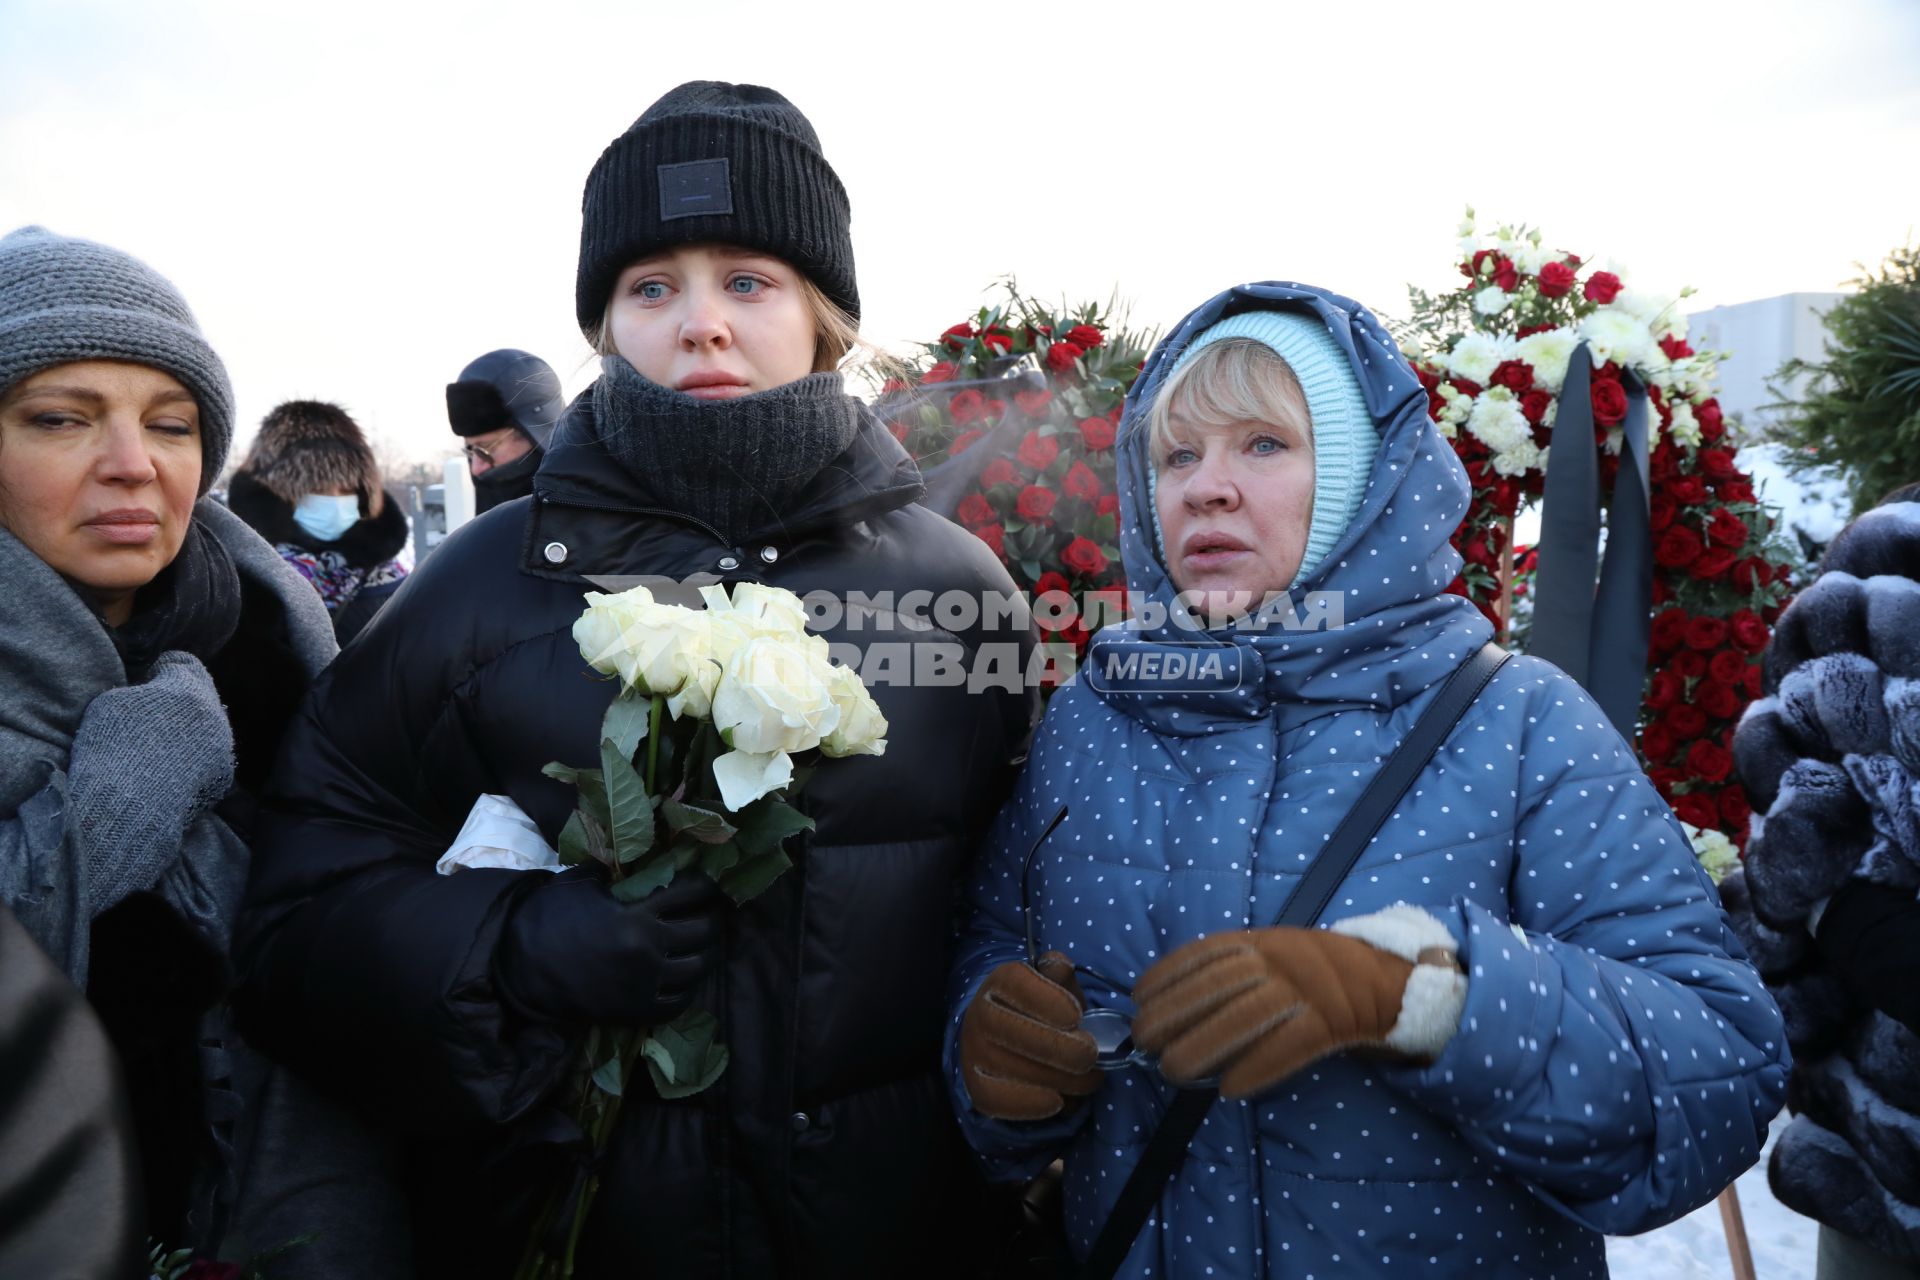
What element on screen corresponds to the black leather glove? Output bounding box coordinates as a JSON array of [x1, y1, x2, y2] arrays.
[[495, 867, 725, 1027]]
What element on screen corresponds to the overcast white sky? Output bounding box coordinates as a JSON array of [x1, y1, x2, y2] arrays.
[[2, 0, 1916, 467]]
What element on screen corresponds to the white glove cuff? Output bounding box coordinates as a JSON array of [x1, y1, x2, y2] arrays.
[[1329, 903, 1468, 1059]]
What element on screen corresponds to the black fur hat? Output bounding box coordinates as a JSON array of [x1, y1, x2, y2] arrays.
[[239, 400, 383, 515]]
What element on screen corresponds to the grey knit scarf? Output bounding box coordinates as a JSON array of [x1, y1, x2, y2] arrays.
[[592, 357, 861, 545]]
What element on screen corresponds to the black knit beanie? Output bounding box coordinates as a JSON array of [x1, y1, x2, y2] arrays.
[[575, 81, 857, 334]]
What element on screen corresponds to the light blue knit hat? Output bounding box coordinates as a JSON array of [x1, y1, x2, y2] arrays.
[[1165, 309, 1378, 586]]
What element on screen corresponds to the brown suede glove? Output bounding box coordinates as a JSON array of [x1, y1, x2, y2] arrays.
[[959, 951, 1103, 1121], [1132, 926, 1433, 1100]]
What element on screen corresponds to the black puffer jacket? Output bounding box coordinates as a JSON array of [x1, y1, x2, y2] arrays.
[[236, 401, 1037, 1279]]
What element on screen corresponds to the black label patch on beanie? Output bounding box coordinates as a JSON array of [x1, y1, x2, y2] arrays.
[[658, 159, 733, 221]]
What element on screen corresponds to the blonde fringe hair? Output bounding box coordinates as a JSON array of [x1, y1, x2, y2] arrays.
[[585, 272, 864, 376], [1145, 337, 1312, 463]]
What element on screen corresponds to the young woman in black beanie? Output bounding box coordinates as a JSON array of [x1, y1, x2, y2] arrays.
[[237, 81, 1038, 1279]]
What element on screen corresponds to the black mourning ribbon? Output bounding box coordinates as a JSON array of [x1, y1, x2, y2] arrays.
[[1527, 341, 1653, 741]]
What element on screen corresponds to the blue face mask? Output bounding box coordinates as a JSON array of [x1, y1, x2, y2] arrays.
[[293, 493, 362, 543]]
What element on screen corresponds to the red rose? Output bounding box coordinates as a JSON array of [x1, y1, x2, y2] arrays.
[[1675, 651, 1709, 679], [981, 458, 1017, 488], [1719, 787, 1752, 827], [1095, 493, 1121, 517], [1537, 261, 1576, 298], [1064, 462, 1102, 501], [1710, 650, 1752, 686], [1449, 377, 1483, 399], [1699, 449, 1737, 480], [1017, 431, 1060, 471], [1641, 722, 1676, 763], [1014, 388, 1053, 417], [1744, 664, 1764, 697], [922, 361, 957, 385], [1520, 389, 1553, 425], [1659, 335, 1695, 361], [1061, 537, 1108, 578], [1666, 700, 1710, 739], [1046, 341, 1085, 373], [1065, 324, 1105, 349], [1698, 680, 1741, 720], [1034, 571, 1072, 598], [1016, 486, 1056, 522], [1490, 360, 1534, 394], [1655, 526, 1703, 569], [982, 329, 1014, 354], [1591, 360, 1622, 384], [949, 389, 985, 425], [1650, 440, 1680, 481], [1687, 739, 1735, 784], [1077, 415, 1117, 450], [1493, 256, 1519, 292], [942, 322, 977, 350], [950, 429, 984, 456], [1673, 793, 1720, 830], [1718, 480, 1757, 504], [1649, 494, 1677, 531], [1652, 576, 1672, 605], [1463, 248, 1499, 279], [1591, 378, 1629, 428], [1515, 323, 1555, 338], [1685, 616, 1730, 650], [1707, 508, 1750, 549], [1696, 399, 1725, 440], [1650, 607, 1691, 654], [1731, 609, 1769, 653], [1648, 767, 1686, 798], [974, 523, 1005, 558], [1691, 546, 1738, 581], [1669, 475, 1710, 506], [1584, 271, 1624, 304], [1646, 670, 1684, 709], [956, 494, 995, 528]]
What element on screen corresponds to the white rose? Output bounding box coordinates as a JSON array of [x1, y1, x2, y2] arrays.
[[573, 587, 713, 700], [712, 635, 842, 756], [711, 748, 796, 812], [1515, 328, 1577, 392], [1445, 332, 1506, 384], [1473, 286, 1510, 317], [701, 581, 812, 640], [820, 662, 888, 758]]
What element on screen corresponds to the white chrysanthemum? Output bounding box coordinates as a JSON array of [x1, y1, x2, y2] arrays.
[[1542, 398, 1558, 430], [1578, 307, 1655, 370], [1489, 442, 1542, 477], [1515, 329, 1578, 391], [1473, 286, 1511, 317], [1681, 822, 1740, 884], [1668, 401, 1702, 449], [1446, 332, 1507, 384], [1466, 389, 1530, 455], [1435, 416, 1458, 439]]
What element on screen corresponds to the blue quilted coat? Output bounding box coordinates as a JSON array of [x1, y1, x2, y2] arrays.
[[945, 283, 1789, 1278]]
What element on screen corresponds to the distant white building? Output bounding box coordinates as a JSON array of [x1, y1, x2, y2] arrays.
[[1684, 292, 1846, 430]]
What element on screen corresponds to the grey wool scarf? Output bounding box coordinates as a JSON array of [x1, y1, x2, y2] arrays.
[[592, 357, 862, 546]]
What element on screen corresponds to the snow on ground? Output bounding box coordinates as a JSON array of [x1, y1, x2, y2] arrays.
[[1606, 1113, 1817, 1279]]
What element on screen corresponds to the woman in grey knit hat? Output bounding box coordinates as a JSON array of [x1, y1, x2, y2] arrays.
[[0, 226, 402, 1276]]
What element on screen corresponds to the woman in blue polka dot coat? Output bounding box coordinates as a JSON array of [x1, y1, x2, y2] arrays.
[[945, 282, 1789, 1278]]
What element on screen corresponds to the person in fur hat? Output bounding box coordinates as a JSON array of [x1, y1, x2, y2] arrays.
[[229, 400, 407, 644], [1725, 482, 1920, 1279]]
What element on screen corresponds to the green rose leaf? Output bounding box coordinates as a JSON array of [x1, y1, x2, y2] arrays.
[[601, 691, 653, 763], [733, 797, 815, 859], [716, 847, 793, 903], [601, 738, 656, 866], [641, 1009, 729, 1099], [661, 797, 736, 845], [558, 808, 614, 868], [610, 859, 676, 901]]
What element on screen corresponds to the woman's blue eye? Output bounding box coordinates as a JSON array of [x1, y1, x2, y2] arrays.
[[1250, 436, 1283, 455], [729, 276, 764, 295], [1165, 447, 1197, 468], [637, 281, 668, 300]]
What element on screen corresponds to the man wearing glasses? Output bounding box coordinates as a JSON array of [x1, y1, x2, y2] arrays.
[[445, 348, 566, 513]]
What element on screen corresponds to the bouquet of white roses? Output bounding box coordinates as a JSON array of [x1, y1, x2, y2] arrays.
[[517, 580, 885, 1280]]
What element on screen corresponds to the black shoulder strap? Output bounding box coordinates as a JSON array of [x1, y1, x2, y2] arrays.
[[1076, 642, 1510, 1280]]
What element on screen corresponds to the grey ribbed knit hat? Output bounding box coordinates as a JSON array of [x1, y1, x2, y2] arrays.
[[0, 226, 235, 492]]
